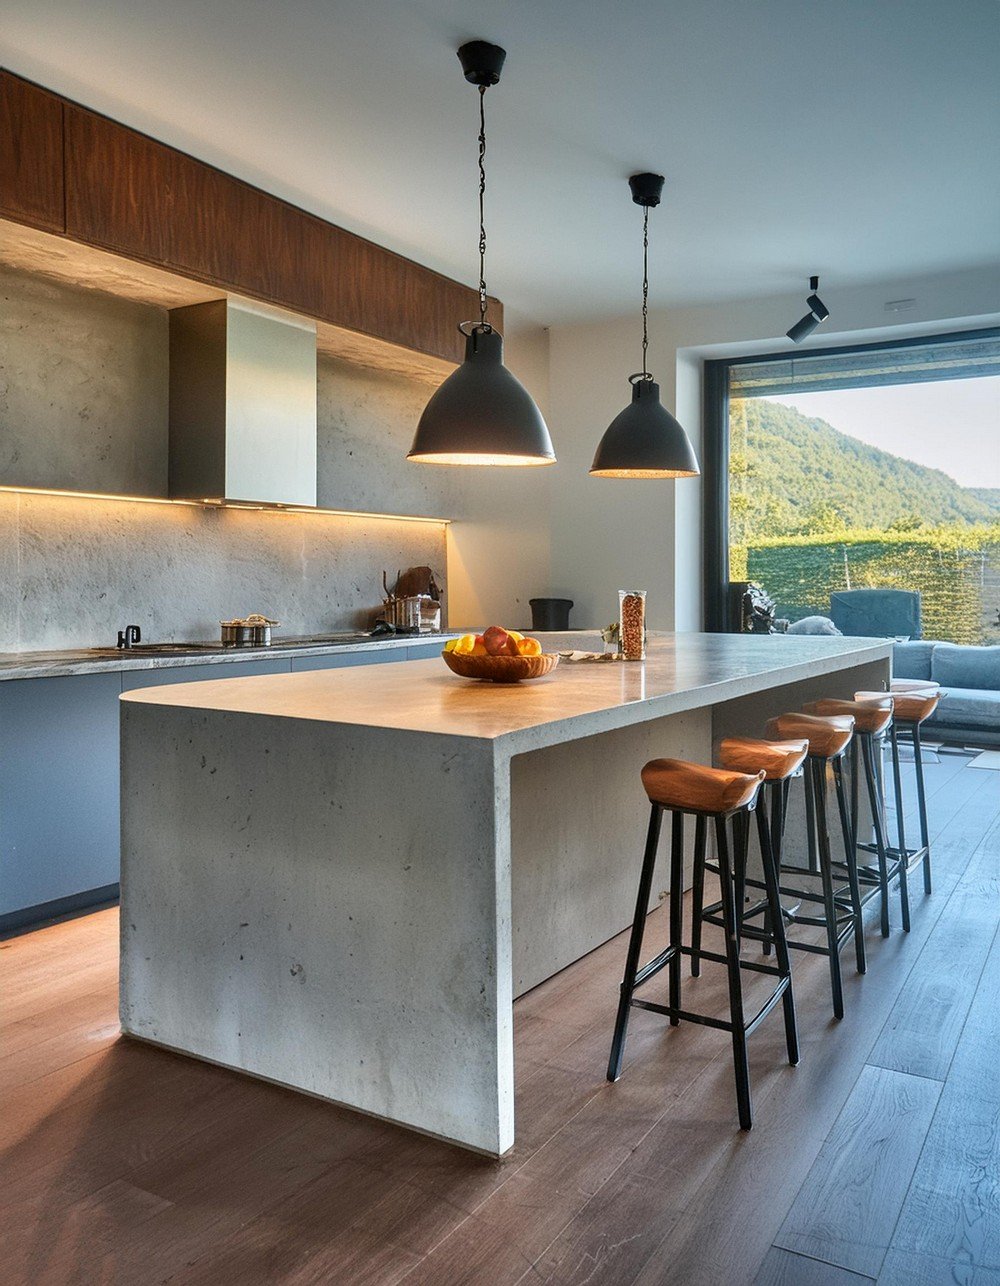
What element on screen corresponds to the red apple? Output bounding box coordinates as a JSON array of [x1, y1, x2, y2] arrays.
[[482, 625, 510, 656]]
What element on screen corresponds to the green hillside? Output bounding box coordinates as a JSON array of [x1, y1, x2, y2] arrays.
[[729, 398, 997, 544], [967, 487, 1000, 514]]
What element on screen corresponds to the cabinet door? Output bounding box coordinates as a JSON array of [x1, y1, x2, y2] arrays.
[[61, 103, 481, 365], [120, 658, 291, 690], [0, 73, 65, 232], [0, 672, 121, 918]]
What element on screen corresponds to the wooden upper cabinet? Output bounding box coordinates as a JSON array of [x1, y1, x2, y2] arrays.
[[63, 103, 491, 363], [0, 72, 65, 233]]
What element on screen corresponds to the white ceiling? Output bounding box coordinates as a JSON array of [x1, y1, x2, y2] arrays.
[[3, 0, 998, 325]]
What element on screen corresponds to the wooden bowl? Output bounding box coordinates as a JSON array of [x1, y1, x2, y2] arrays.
[[442, 650, 559, 683]]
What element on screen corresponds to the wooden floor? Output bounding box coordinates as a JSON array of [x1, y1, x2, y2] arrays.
[[2, 754, 998, 1285]]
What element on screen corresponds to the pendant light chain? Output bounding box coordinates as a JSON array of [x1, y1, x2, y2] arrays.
[[641, 204, 650, 379], [478, 85, 489, 329]]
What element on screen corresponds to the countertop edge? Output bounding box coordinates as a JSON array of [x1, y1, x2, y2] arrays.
[[0, 633, 462, 681]]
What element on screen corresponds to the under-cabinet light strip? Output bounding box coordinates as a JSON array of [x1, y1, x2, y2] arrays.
[[0, 485, 451, 525]]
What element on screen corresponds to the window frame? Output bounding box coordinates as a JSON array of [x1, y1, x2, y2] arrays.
[[701, 326, 1000, 632]]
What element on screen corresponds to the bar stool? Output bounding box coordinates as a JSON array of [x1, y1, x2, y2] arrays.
[[802, 696, 901, 936], [694, 737, 809, 971], [890, 679, 940, 695], [607, 757, 798, 1131], [756, 713, 862, 1020], [857, 688, 940, 900]]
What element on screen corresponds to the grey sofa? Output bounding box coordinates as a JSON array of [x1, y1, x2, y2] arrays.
[[893, 640, 1000, 747]]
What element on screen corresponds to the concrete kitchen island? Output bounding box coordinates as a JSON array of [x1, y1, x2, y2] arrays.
[[119, 632, 890, 1155]]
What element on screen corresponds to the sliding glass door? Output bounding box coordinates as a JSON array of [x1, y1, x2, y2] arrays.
[[703, 329, 1000, 641]]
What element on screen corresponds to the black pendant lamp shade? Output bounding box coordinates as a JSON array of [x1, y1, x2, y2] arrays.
[[408, 42, 555, 467], [590, 376, 699, 477], [409, 324, 555, 465], [590, 173, 698, 478]]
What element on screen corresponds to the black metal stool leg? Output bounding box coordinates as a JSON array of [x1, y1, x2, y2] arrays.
[[761, 781, 784, 958], [861, 732, 894, 936], [734, 810, 750, 951], [690, 814, 707, 977], [608, 803, 663, 1082], [756, 804, 798, 1066], [889, 721, 909, 872], [913, 723, 932, 895], [812, 758, 845, 1020], [668, 811, 683, 1024], [716, 815, 752, 1130], [833, 757, 866, 975]]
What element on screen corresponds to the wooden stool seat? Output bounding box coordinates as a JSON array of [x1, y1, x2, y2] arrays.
[[718, 737, 808, 782], [891, 679, 940, 695], [765, 712, 854, 759], [802, 696, 893, 736], [858, 690, 939, 724], [641, 758, 764, 814]]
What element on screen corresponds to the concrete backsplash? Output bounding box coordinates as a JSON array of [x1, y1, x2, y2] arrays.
[[0, 490, 446, 650], [0, 264, 450, 651]]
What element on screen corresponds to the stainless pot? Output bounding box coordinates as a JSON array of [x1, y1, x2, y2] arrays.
[[221, 615, 279, 646]]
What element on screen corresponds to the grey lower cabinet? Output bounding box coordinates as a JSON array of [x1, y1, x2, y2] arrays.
[[1, 671, 123, 928], [0, 646, 438, 933]]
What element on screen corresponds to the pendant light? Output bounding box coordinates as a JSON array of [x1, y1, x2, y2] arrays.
[[408, 41, 555, 467], [590, 173, 699, 479]]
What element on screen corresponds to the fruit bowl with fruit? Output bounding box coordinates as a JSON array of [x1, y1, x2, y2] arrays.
[[442, 626, 559, 683]]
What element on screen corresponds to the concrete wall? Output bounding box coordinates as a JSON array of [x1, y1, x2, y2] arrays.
[[0, 267, 449, 650], [545, 265, 1000, 632], [0, 489, 446, 650], [0, 264, 554, 648], [0, 264, 169, 495]]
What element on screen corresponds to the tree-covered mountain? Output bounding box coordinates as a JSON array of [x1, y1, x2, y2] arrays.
[[729, 398, 997, 544], [967, 487, 1000, 514]]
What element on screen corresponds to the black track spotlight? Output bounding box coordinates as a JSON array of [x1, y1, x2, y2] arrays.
[[786, 275, 830, 344]]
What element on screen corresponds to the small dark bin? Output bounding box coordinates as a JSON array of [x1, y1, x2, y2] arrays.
[[530, 598, 574, 632]]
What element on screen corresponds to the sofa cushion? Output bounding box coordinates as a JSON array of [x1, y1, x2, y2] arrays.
[[892, 640, 935, 681], [926, 687, 1000, 730], [786, 615, 842, 636], [931, 644, 1000, 692]]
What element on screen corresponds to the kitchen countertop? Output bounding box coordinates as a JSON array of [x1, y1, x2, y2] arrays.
[[0, 631, 461, 681], [120, 631, 893, 752]]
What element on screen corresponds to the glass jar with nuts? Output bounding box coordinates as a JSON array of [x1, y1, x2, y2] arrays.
[[618, 589, 647, 661]]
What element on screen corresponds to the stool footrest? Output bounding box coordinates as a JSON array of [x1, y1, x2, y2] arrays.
[[631, 975, 791, 1039]]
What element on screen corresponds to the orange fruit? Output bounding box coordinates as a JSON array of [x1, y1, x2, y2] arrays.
[[517, 637, 542, 657], [453, 634, 477, 655]]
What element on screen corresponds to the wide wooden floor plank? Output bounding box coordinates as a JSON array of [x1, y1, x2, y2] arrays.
[[773, 1064, 941, 1278], [755, 1246, 876, 1285], [878, 1248, 1000, 1285], [866, 814, 1000, 1081], [888, 924, 1000, 1273]]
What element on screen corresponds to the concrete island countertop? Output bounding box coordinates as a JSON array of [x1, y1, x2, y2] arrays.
[[0, 631, 461, 681], [119, 628, 892, 1155], [120, 631, 893, 753]]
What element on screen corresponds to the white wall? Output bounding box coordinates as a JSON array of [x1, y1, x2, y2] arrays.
[[544, 265, 1000, 633]]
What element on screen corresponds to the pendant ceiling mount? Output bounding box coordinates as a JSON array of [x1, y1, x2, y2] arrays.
[[457, 40, 507, 87], [408, 41, 555, 467], [590, 173, 699, 478]]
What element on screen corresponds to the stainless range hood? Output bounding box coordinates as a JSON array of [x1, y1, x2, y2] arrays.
[[168, 298, 318, 506]]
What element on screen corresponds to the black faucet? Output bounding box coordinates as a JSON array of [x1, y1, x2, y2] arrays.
[[117, 624, 141, 649]]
